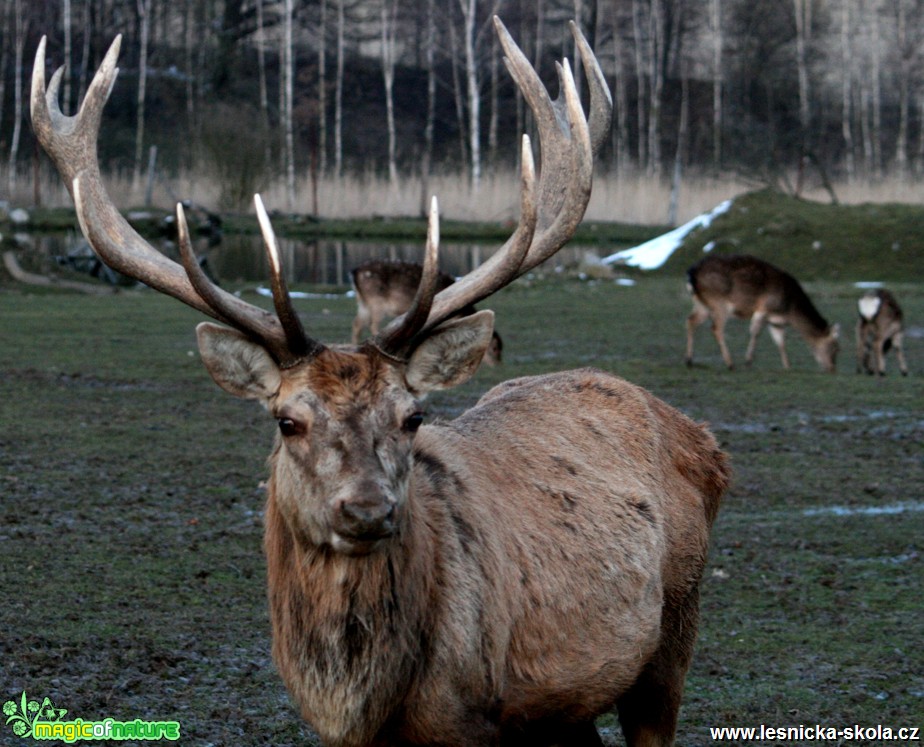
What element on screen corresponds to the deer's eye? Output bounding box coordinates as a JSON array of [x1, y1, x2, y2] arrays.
[[403, 412, 425, 433], [277, 417, 305, 437]]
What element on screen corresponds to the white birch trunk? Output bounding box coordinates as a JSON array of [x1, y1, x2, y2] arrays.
[[459, 0, 481, 189], [381, 0, 398, 187]]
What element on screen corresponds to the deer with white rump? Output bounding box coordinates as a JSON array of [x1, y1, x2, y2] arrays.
[[856, 288, 908, 376], [686, 254, 840, 372], [33, 19, 729, 747]]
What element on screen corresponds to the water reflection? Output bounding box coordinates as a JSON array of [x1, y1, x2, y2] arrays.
[[11, 232, 612, 287]]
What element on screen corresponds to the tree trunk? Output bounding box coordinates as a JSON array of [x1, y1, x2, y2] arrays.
[[459, 0, 481, 189], [488, 26, 499, 172], [0, 0, 10, 136], [793, 0, 812, 155], [8, 0, 27, 193], [609, 7, 631, 169], [381, 0, 399, 187], [335, 0, 344, 177], [133, 0, 151, 186], [631, 0, 647, 169], [893, 0, 910, 176], [318, 0, 328, 175], [668, 74, 689, 226], [840, 0, 855, 179], [870, 0, 883, 176], [256, 0, 269, 135], [62, 0, 72, 112], [646, 0, 665, 176], [284, 0, 296, 207], [420, 0, 436, 217], [710, 0, 722, 171], [448, 14, 469, 169]]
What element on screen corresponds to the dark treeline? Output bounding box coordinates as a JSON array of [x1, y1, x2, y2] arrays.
[[3, 0, 924, 209]]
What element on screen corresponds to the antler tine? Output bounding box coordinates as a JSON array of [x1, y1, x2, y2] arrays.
[[254, 195, 325, 363], [32, 36, 304, 365], [570, 21, 613, 158], [389, 17, 605, 348], [373, 197, 443, 356]]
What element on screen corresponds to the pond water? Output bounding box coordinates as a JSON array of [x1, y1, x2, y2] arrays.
[[10, 231, 619, 288]]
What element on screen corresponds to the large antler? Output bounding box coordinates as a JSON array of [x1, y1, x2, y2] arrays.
[[372, 18, 612, 357], [31, 36, 322, 366]]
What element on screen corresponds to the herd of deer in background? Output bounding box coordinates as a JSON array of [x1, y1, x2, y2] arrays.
[[351, 253, 910, 377]]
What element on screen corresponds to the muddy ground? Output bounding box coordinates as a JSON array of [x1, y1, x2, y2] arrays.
[[1, 275, 921, 745]]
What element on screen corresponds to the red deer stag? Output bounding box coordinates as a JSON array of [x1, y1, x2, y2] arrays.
[[856, 288, 908, 376], [33, 19, 729, 747], [351, 258, 502, 365], [686, 254, 839, 372]]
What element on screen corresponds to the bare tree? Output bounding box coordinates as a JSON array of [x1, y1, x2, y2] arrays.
[[458, 0, 481, 187], [7, 0, 27, 192], [891, 0, 917, 176], [62, 0, 72, 111], [133, 0, 151, 186], [334, 0, 345, 177], [380, 0, 399, 186], [283, 0, 296, 206], [710, 0, 722, 170], [868, 0, 884, 175], [318, 0, 328, 175], [0, 0, 10, 136], [646, 0, 665, 176], [631, 0, 648, 168], [841, 0, 855, 178], [793, 0, 812, 145], [419, 0, 436, 216]]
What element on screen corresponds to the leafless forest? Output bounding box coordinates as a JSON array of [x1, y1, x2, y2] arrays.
[[4, 0, 924, 215]]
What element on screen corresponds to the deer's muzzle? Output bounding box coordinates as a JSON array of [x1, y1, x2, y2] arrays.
[[330, 494, 397, 554]]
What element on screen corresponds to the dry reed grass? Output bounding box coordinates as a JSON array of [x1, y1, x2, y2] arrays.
[[8, 165, 924, 226]]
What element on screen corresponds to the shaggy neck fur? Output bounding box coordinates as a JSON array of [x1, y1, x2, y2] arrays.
[[264, 467, 438, 746]]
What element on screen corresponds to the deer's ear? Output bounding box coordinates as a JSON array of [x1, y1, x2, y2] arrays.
[[196, 322, 281, 402], [405, 311, 495, 394]]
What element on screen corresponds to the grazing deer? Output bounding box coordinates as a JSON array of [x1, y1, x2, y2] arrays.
[[33, 19, 729, 747], [351, 258, 502, 365], [856, 288, 908, 376], [686, 254, 840, 372]]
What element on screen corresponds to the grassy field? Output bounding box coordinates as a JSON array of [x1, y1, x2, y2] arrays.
[[1, 272, 922, 745]]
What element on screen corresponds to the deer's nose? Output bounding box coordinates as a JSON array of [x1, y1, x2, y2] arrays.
[[335, 497, 397, 541]]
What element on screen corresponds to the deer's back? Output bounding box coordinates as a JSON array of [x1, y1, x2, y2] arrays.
[[689, 254, 808, 318]]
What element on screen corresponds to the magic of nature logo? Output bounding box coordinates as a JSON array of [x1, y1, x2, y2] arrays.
[[4, 691, 180, 742]]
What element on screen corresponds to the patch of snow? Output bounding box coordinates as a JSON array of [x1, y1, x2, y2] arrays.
[[802, 501, 924, 518], [603, 199, 733, 270], [256, 286, 353, 300]]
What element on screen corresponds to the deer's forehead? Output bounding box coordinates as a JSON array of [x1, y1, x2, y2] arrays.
[[276, 351, 409, 412]]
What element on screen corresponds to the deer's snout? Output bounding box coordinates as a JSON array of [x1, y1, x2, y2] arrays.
[[333, 494, 397, 544]]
